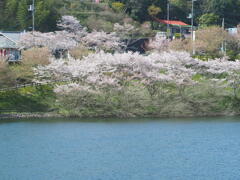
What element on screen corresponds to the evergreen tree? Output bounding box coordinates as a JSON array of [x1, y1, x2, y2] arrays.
[[203, 0, 240, 27], [1, 0, 240, 31], [3, 0, 19, 30], [17, 0, 29, 29], [0, 0, 6, 29], [0, 0, 60, 31]]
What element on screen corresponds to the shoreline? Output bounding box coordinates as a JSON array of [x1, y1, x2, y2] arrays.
[[0, 112, 239, 120], [0, 113, 62, 119]]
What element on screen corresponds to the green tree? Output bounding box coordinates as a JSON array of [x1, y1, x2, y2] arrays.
[[17, 0, 28, 29], [199, 13, 219, 27], [111, 2, 125, 12], [35, 1, 50, 31], [34, 0, 61, 32], [3, 0, 19, 30], [117, 0, 167, 22], [0, 0, 6, 28], [168, 0, 190, 23], [148, 5, 161, 17], [0, 0, 60, 31], [169, 0, 188, 9], [202, 0, 240, 27]]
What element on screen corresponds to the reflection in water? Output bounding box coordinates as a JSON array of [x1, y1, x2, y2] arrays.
[[0, 117, 240, 180]]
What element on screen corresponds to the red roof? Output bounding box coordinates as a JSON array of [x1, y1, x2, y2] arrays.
[[154, 18, 190, 26]]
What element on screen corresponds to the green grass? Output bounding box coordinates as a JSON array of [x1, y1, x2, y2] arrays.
[[0, 85, 56, 113], [1, 81, 240, 118]]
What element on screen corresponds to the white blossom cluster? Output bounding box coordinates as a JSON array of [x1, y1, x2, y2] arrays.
[[19, 16, 123, 52], [82, 31, 124, 51], [57, 16, 85, 33], [19, 30, 81, 52], [35, 51, 195, 86], [114, 23, 135, 33], [148, 36, 170, 52], [19, 31, 78, 51], [186, 57, 240, 75], [35, 51, 240, 91], [113, 23, 136, 38], [54, 83, 99, 95]]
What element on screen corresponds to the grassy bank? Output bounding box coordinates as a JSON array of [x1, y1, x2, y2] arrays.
[[54, 80, 240, 118], [0, 85, 55, 114], [0, 79, 240, 118]]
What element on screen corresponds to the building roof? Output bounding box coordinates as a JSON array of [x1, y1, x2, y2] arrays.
[[154, 18, 191, 27], [0, 31, 22, 49], [0, 35, 17, 48], [227, 28, 238, 35]]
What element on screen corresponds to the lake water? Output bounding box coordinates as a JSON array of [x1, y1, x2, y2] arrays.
[[1, 117, 240, 180]]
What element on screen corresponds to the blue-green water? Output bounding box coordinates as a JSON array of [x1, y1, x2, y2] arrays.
[[1, 117, 240, 180]]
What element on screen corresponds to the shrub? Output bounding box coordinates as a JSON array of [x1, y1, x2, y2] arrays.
[[86, 16, 113, 32], [99, 11, 125, 24], [111, 2, 125, 13], [8, 47, 51, 84], [147, 5, 161, 17], [0, 60, 16, 87], [169, 26, 231, 58], [169, 39, 191, 52], [69, 45, 93, 59], [195, 26, 228, 56], [10, 64, 35, 84], [22, 47, 51, 66]]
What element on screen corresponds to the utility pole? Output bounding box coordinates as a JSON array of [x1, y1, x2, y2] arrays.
[[191, 0, 196, 55], [32, 0, 35, 33], [28, 0, 35, 33], [167, 1, 170, 38], [221, 18, 226, 55]]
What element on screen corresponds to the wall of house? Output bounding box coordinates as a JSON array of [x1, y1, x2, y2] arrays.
[[0, 48, 21, 61], [0, 49, 7, 56]]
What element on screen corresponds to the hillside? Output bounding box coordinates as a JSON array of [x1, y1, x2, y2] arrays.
[[0, 0, 240, 32]]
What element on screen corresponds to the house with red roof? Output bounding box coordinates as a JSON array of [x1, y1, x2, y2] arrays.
[[154, 18, 192, 39]]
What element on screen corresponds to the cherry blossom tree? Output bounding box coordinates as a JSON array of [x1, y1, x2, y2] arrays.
[[35, 51, 197, 87], [113, 23, 135, 39], [82, 31, 124, 52], [148, 36, 170, 52], [19, 31, 78, 51], [19, 16, 124, 53], [34, 51, 240, 95], [57, 16, 84, 33]]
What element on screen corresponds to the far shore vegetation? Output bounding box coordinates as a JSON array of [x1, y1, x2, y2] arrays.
[[1, 0, 240, 118]]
